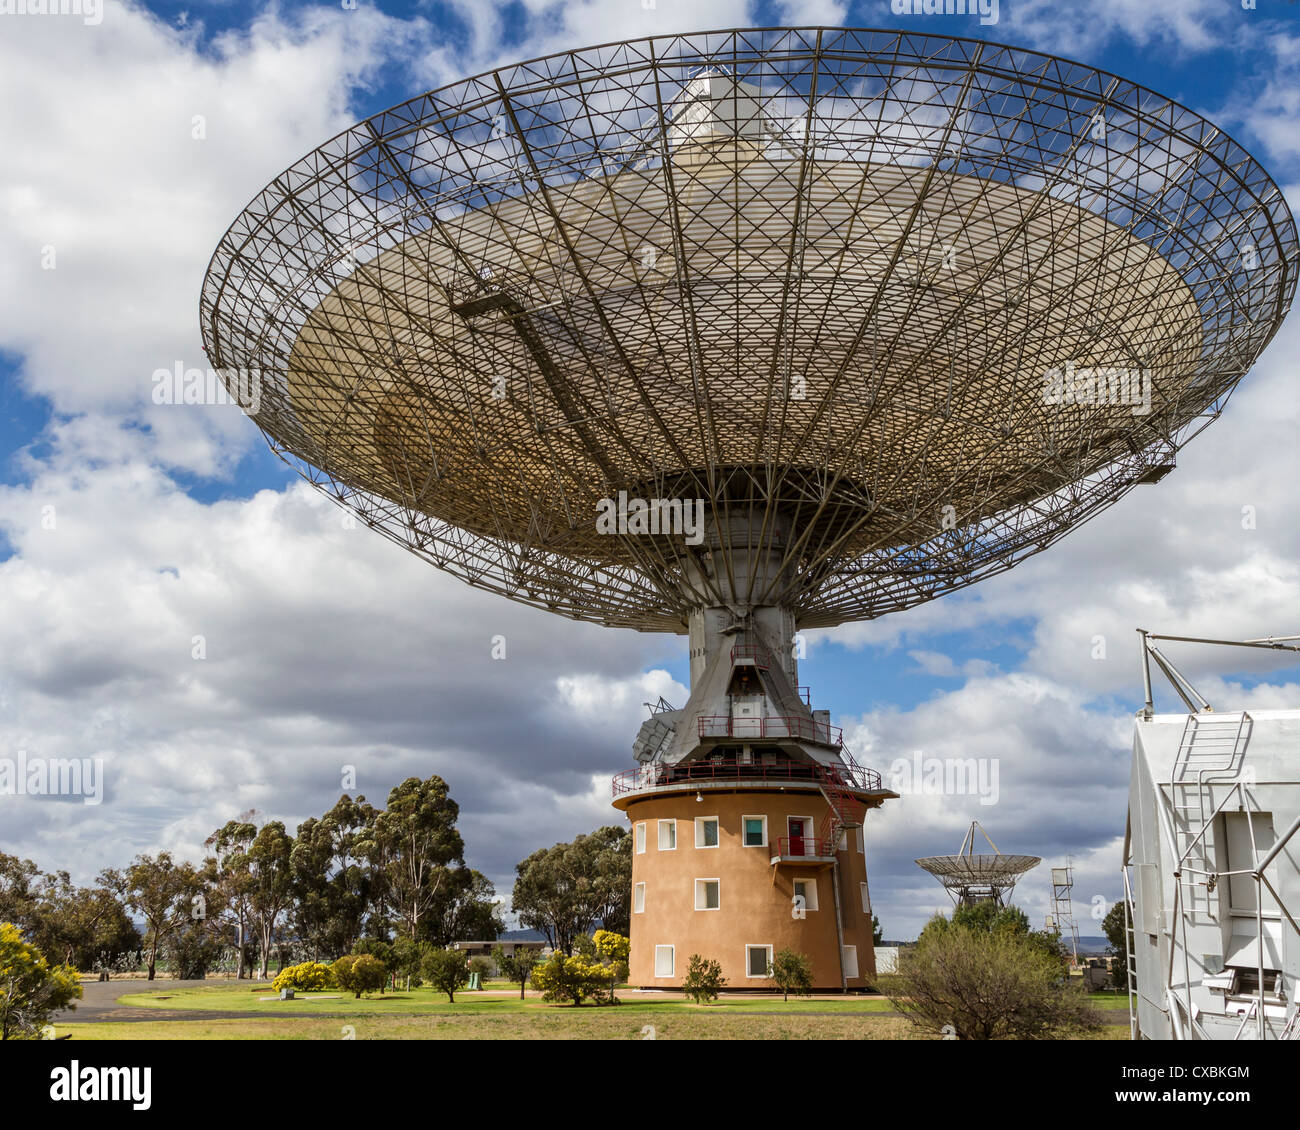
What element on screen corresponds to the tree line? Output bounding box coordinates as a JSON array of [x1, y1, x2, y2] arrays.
[[1, 774, 634, 982], [2, 776, 503, 980]]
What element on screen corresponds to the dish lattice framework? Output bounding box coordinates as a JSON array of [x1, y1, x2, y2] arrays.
[[200, 26, 1296, 632]]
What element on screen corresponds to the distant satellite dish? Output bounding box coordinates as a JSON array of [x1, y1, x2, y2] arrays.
[[916, 821, 1040, 908]]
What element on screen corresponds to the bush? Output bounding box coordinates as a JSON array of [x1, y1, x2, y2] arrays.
[[468, 955, 494, 980], [768, 949, 814, 1001], [529, 951, 608, 1006], [884, 923, 1103, 1039], [422, 948, 470, 1003], [682, 954, 726, 1004], [331, 953, 388, 999], [0, 923, 83, 1040], [272, 961, 333, 993], [592, 930, 630, 1003]]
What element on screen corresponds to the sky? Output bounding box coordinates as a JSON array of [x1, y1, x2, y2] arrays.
[[1, 0, 1299, 942]]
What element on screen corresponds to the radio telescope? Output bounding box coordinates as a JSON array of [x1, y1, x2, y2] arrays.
[[916, 822, 1040, 908], [200, 27, 1296, 989]]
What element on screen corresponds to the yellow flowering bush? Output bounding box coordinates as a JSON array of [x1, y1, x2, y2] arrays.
[[272, 961, 333, 993], [530, 952, 609, 1006]]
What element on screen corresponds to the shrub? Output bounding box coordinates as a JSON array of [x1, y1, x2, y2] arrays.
[[353, 938, 393, 992], [530, 951, 607, 1006], [331, 953, 388, 999], [768, 949, 814, 1001], [272, 961, 333, 993], [422, 948, 470, 1003], [468, 955, 494, 980], [592, 930, 630, 1003], [0, 923, 83, 1040], [682, 954, 726, 1004], [884, 923, 1103, 1040]]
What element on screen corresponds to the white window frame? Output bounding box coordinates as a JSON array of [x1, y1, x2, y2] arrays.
[[745, 944, 774, 979], [654, 945, 674, 978], [843, 944, 859, 979], [695, 815, 720, 849], [634, 882, 646, 914], [658, 818, 676, 850], [635, 822, 646, 854], [695, 878, 721, 911], [792, 876, 819, 913], [837, 829, 848, 852], [741, 814, 768, 848], [856, 827, 865, 854], [859, 881, 871, 915]]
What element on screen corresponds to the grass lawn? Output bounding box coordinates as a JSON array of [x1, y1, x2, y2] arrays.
[[53, 980, 1129, 1039], [114, 983, 902, 1016], [55, 1011, 924, 1040]]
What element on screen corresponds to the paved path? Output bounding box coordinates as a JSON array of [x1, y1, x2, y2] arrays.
[[56, 979, 278, 1024]]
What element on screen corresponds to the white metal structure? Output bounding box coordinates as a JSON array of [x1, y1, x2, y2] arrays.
[[1124, 632, 1300, 1040]]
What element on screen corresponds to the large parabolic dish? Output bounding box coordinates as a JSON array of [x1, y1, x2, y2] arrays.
[[200, 27, 1296, 633]]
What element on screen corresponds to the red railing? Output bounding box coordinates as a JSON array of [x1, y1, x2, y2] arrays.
[[697, 714, 843, 746], [611, 757, 882, 798], [729, 643, 771, 668], [774, 835, 835, 859]]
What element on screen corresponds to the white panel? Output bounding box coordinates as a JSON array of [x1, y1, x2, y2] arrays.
[[843, 945, 859, 979]]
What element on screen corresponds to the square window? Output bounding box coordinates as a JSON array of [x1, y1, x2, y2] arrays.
[[695, 879, 720, 910], [793, 877, 819, 912], [658, 819, 676, 850], [742, 816, 767, 847], [746, 945, 772, 978], [635, 823, 646, 854], [655, 945, 674, 978], [634, 883, 645, 914], [696, 816, 719, 848]]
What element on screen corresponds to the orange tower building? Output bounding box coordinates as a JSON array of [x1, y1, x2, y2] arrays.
[[613, 636, 895, 991]]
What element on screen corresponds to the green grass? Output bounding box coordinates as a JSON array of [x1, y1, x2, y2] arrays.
[[56, 1012, 925, 1041], [116, 983, 901, 1016]]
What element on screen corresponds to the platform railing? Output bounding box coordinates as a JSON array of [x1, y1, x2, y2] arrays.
[[773, 835, 836, 859], [696, 714, 843, 746], [611, 757, 883, 798]]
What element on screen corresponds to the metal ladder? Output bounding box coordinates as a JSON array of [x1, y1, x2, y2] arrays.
[[1122, 866, 1140, 1039], [1169, 712, 1251, 919]]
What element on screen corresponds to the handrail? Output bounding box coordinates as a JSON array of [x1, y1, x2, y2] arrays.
[[729, 643, 771, 668], [774, 835, 835, 859], [696, 714, 843, 746], [612, 758, 883, 798]]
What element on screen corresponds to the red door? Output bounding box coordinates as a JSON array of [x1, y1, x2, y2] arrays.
[[788, 817, 806, 857]]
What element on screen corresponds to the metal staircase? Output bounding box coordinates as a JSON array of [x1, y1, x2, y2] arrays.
[[817, 760, 865, 851], [1168, 711, 1252, 919]]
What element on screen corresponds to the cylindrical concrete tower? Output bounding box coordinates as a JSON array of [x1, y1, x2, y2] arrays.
[[614, 756, 891, 990]]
